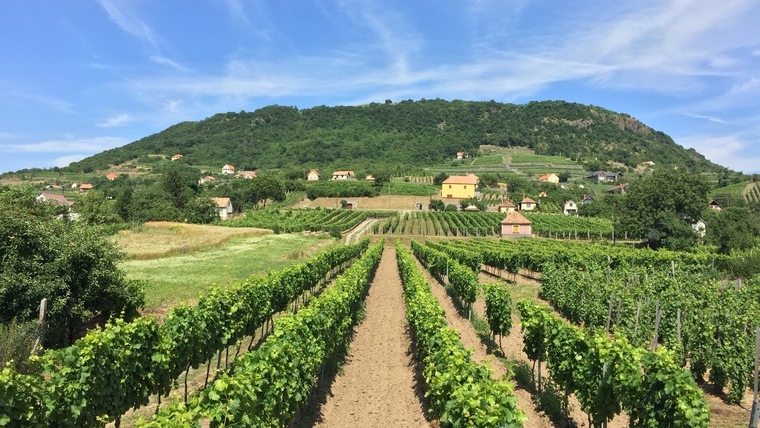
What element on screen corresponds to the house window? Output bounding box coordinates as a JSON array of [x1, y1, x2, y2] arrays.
[[512, 225, 519, 234], [464, 185, 467, 189], [448, 185, 452, 189]]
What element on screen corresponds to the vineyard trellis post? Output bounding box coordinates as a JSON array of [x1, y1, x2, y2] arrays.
[[31, 297, 47, 353], [750, 327, 760, 428]]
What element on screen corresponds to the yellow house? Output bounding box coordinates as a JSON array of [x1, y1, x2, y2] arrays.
[[441, 174, 478, 199]]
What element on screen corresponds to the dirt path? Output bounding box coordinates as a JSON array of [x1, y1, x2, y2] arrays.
[[414, 259, 556, 428], [311, 248, 432, 427], [343, 218, 379, 244]]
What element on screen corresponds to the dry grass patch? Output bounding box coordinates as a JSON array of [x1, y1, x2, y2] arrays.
[[114, 221, 271, 260]]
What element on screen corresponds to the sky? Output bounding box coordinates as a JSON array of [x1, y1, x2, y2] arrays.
[[1, 0, 760, 174]]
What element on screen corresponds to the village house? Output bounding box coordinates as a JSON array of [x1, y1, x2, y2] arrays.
[[607, 183, 629, 194], [36, 192, 72, 207], [307, 169, 320, 181], [237, 171, 257, 179], [212, 197, 234, 220], [497, 200, 517, 214], [581, 194, 595, 205], [537, 173, 559, 184], [587, 171, 623, 183], [563, 200, 578, 215], [78, 183, 93, 193], [222, 164, 235, 175], [709, 200, 722, 211], [441, 174, 479, 199], [500, 211, 532, 238], [199, 176, 216, 185], [106, 173, 117, 181], [332, 170, 355, 180], [519, 197, 537, 211], [171, 154, 184, 161], [456, 151, 465, 159]]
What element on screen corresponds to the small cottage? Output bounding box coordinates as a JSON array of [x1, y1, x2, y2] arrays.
[[106, 173, 117, 181], [307, 169, 320, 181], [237, 171, 257, 179], [171, 154, 184, 161], [563, 200, 578, 215], [78, 183, 93, 192], [222, 164, 235, 175], [332, 170, 355, 180], [212, 197, 234, 220], [36, 192, 72, 207], [500, 211, 532, 238], [538, 173, 559, 184], [519, 197, 537, 211], [498, 200, 517, 214]]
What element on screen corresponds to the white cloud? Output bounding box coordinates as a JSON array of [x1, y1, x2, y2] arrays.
[[53, 155, 89, 168], [0, 136, 127, 154], [678, 134, 760, 173], [96, 0, 159, 50], [97, 113, 133, 128], [150, 55, 190, 72]]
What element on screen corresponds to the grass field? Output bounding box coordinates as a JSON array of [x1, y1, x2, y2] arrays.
[[510, 153, 576, 165], [116, 223, 336, 309]]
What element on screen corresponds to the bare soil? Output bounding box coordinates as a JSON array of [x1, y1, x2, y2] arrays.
[[305, 248, 433, 427]]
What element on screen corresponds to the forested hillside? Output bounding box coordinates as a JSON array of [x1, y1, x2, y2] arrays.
[[66, 99, 719, 174]]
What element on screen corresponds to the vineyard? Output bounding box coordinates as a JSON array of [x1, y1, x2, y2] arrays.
[[2, 231, 757, 427], [374, 211, 615, 239], [226, 208, 395, 234]]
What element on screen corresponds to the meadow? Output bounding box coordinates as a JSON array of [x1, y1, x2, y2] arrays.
[[115, 222, 336, 310]]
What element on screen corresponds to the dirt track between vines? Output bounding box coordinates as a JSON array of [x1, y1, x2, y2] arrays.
[[309, 247, 433, 427]]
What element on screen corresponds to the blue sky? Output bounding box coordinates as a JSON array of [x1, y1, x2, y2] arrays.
[[1, 0, 759, 174]]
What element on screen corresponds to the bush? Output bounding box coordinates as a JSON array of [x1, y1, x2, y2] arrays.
[[0, 319, 38, 372]]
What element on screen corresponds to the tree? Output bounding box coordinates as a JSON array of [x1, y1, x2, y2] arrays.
[[162, 165, 194, 209], [433, 172, 450, 186], [0, 188, 145, 348], [619, 169, 710, 250], [75, 190, 120, 225], [114, 186, 134, 222], [429, 199, 445, 211], [704, 206, 760, 254]]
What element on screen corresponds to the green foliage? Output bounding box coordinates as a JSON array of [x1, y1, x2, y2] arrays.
[[518, 300, 710, 427], [620, 169, 710, 250], [704, 206, 760, 254], [396, 243, 526, 427], [0, 189, 145, 348], [0, 319, 38, 372], [64, 100, 721, 176]]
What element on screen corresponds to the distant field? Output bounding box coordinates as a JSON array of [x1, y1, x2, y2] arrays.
[[510, 153, 576, 165], [471, 154, 503, 165], [116, 224, 336, 313]]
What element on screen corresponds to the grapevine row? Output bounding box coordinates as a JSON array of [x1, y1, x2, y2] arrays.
[[396, 243, 525, 427], [518, 300, 710, 427], [139, 240, 385, 427], [0, 239, 369, 427]]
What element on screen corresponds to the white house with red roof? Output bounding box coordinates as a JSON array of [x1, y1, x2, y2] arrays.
[[222, 164, 235, 175]]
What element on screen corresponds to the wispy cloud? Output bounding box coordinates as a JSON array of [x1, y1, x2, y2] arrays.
[[0, 136, 127, 154], [678, 134, 760, 173], [96, 0, 159, 50], [97, 113, 133, 128], [680, 112, 728, 124], [150, 55, 190, 72], [12, 92, 75, 114], [52, 154, 89, 168], [215, 0, 250, 25]]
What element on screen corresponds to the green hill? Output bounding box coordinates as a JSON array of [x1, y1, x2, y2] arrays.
[[65, 99, 721, 175]]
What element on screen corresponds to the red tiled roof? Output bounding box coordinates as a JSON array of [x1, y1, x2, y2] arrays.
[[520, 197, 536, 204], [442, 174, 479, 185], [212, 197, 231, 208], [500, 211, 532, 225]]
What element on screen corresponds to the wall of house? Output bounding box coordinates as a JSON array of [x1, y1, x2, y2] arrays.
[[500, 224, 532, 237], [441, 183, 475, 199]]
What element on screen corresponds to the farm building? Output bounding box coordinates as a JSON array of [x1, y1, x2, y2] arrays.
[[498, 200, 517, 214], [307, 169, 320, 181], [563, 200, 578, 215], [332, 170, 355, 180], [500, 211, 532, 238], [441, 174, 479, 199], [538, 173, 559, 184], [222, 164, 235, 175], [519, 197, 537, 211]]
